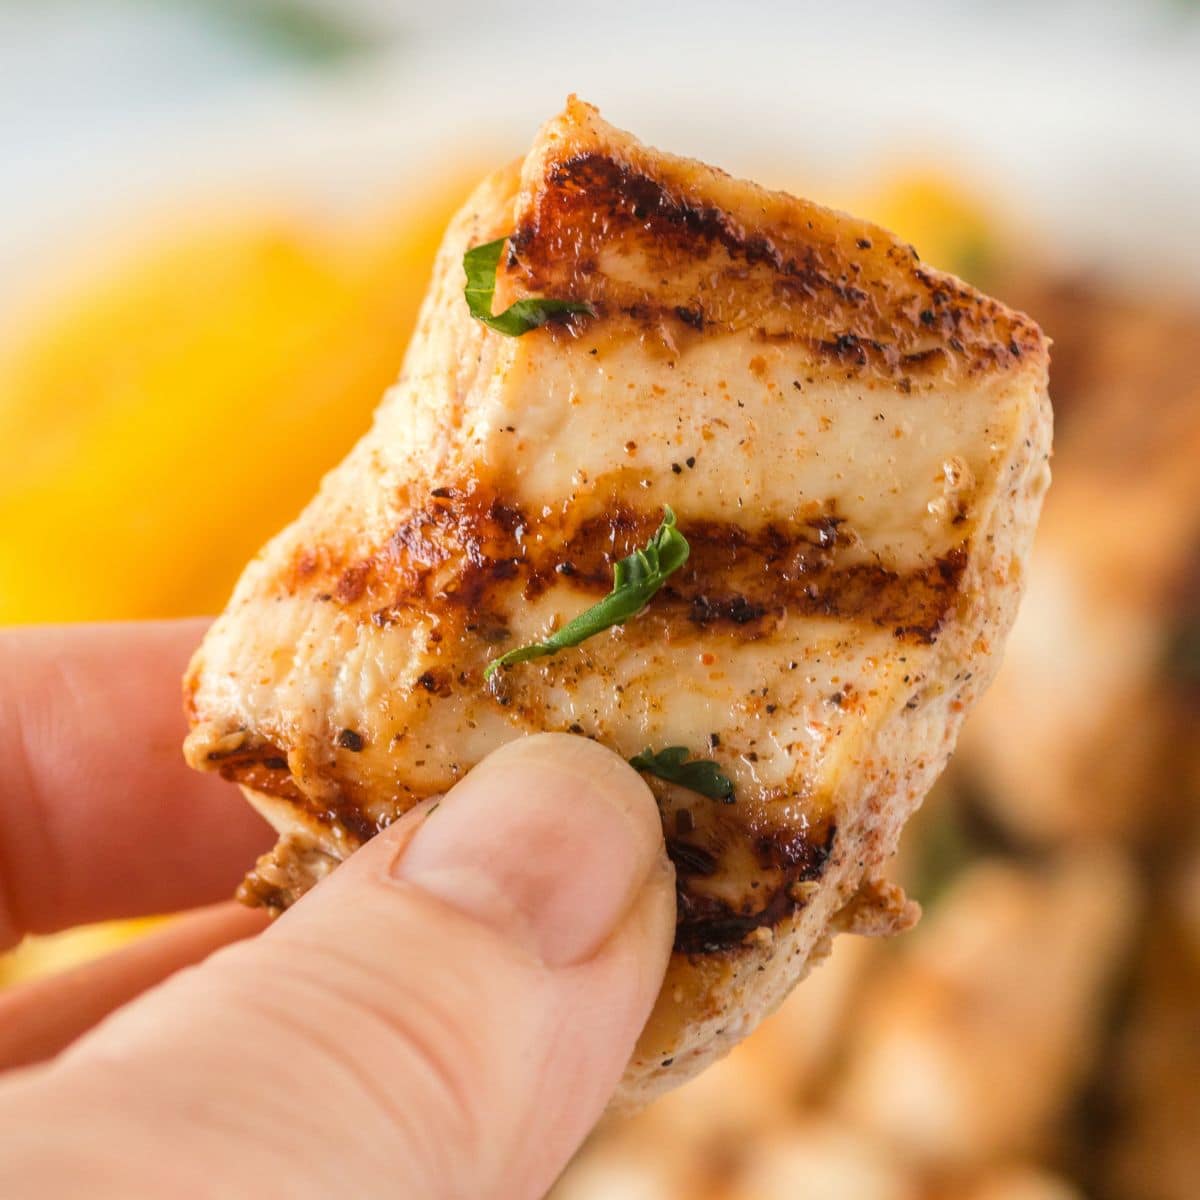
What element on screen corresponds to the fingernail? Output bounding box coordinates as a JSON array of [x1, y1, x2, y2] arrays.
[[392, 733, 664, 967]]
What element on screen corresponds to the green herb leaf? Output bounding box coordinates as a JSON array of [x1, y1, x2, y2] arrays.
[[630, 746, 735, 803], [484, 507, 689, 679], [463, 237, 595, 336]]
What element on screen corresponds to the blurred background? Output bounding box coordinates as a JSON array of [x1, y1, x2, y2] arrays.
[[1, 2, 1198, 1197]]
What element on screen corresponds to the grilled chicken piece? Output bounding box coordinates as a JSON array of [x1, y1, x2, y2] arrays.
[[184, 98, 1051, 1105]]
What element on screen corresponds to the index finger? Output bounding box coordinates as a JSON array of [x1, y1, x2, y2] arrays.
[[0, 620, 272, 950]]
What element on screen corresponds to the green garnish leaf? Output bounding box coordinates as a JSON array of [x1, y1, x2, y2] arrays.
[[484, 507, 689, 679], [463, 237, 594, 336], [630, 746, 735, 803]]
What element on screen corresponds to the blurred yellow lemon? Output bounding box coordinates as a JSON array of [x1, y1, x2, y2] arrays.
[[0, 918, 168, 989], [0, 179, 470, 625]]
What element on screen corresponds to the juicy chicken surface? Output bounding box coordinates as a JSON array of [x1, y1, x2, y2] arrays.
[[184, 98, 1051, 1105]]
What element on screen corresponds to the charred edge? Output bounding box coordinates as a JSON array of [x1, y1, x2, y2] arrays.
[[507, 152, 1042, 363], [286, 492, 966, 645], [666, 838, 719, 877], [235, 872, 290, 916], [215, 742, 379, 843], [687, 594, 767, 626], [673, 823, 837, 955], [682, 546, 967, 641], [822, 332, 875, 366], [514, 153, 870, 308]]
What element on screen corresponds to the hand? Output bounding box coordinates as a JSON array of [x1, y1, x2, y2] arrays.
[[0, 621, 675, 1198]]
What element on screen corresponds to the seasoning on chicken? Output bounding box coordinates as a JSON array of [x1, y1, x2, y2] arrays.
[[184, 98, 1052, 1106]]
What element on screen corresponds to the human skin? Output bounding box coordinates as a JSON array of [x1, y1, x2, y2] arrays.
[[0, 620, 675, 1198]]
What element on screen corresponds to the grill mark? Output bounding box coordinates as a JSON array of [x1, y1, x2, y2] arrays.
[[512, 154, 868, 307], [688, 594, 767, 626], [674, 822, 836, 955], [504, 152, 1041, 379], [286, 490, 967, 646], [666, 838, 719, 877]]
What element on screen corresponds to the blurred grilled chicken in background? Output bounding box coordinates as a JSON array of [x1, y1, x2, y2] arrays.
[[1, 2, 1198, 1197]]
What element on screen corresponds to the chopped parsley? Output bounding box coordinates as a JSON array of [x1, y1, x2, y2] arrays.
[[463, 237, 594, 335], [484, 507, 689, 680], [630, 746, 735, 803]]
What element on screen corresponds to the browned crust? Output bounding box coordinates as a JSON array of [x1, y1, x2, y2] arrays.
[[669, 820, 837, 955], [201, 734, 380, 842], [831, 875, 921, 937], [277, 488, 969, 649], [236, 833, 339, 915], [503, 148, 1043, 382]]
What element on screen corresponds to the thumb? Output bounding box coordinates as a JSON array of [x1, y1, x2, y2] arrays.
[[0, 734, 676, 1200]]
